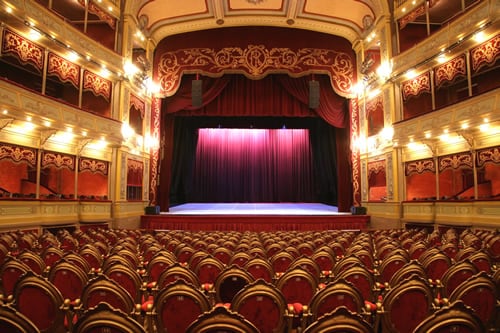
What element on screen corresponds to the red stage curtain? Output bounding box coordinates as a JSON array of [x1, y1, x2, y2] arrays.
[[191, 128, 313, 202]]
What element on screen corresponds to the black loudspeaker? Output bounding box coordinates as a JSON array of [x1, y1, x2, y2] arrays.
[[192, 79, 203, 107], [351, 206, 367, 215], [145, 205, 160, 215], [309, 80, 320, 109]]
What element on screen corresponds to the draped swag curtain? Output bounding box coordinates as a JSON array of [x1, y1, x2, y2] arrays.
[[159, 74, 352, 211]]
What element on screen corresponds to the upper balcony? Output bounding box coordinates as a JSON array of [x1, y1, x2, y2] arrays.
[[0, 0, 123, 75], [392, 0, 498, 76]]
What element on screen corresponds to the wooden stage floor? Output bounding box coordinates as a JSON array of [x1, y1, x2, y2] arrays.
[[141, 203, 369, 231]]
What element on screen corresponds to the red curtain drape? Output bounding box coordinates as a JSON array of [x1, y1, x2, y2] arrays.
[[191, 128, 313, 202], [158, 74, 351, 211]]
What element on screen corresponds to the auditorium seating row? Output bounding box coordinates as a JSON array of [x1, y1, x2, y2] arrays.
[[0, 227, 499, 332]]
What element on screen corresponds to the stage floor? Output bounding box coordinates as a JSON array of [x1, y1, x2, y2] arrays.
[[166, 203, 347, 215], [142, 202, 369, 231]]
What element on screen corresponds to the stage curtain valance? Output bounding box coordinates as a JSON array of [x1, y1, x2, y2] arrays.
[[154, 27, 356, 99], [163, 74, 347, 129]]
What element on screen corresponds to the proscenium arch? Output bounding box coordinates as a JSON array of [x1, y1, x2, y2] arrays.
[[153, 26, 357, 99]]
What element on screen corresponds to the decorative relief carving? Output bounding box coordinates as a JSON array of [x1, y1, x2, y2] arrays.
[[0, 144, 37, 166], [0, 206, 36, 216], [79, 158, 109, 175], [434, 54, 466, 87], [401, 72, 430, 100], [438, 152, 473, 172], [405, 158, 435, 176], [368, 159, 385, 177], [470, 34, 500, 72], [48, 52, 80, 87], [386, 153, 393, 200], [477, 146, 500, 167], [42, 151, 75, 170], [350, 98, 361, 205], [149, 98, 161, 205], [83, 70, 112, 100], [2, 29, 44, 70], [157, 44, 354, 97], [120, 154, 126, 200], [130, 94, 146, 118]]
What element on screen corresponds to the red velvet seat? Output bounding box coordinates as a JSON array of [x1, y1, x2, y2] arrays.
[[151, 279, 211, 333], [440, 259, 478, 298], [185, 305, 260, 333], [244, 257, 275, 283], [80, 274, 136, 315], [103, 263, 145, 303], [336, 263, 377, 302], [308, 278, 365, 327], [145, 251, 176, 284], [448, 271, 498, 331], [17, 250, 46, 275], [48, 258, 89, 303], [13, 271, 66, 333], [378, 274, 434, 333], [303, 306, 374, 333], [214, 265, 255, 304], [0, 256, 30, 296], [73, 302, 145, 333], [0, 301, 40, 333], [232, 278, 289, 333], [194, 255, 225, 286], [413, 301, 485, 333], [157, 261, 200, 288]]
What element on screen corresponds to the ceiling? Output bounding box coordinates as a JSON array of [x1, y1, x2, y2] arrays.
[[132, 0, 388, 45]]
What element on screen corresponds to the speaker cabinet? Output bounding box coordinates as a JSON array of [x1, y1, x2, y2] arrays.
[[192, 79, 203, 107], [351, 206, 367, 215], [145, 205, 160, 215], [309, 80, 320, 109]]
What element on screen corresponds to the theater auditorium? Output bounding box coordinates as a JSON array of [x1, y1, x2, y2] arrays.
[[0, 0, 499, 332]]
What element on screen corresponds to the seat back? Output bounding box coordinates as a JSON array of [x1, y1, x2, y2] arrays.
[[185, 305, 260, 333], [153, 279, 211, 333], [232, 279, 288, 333], [303, 306, 374, 333], [309, 278, 364, 321], [440, 259, 478, 298], [388, 259, 427, 287], [73, 302, 145, 333], [214, 265, 255, 304], [413, 301, 485, 333], [48, 258, 89, 301], [379, 274, 434, 333], [449, 271, 498, 330], [244, 257, 274, 283], [157, 261, 200, 288], [0, 302, 40, 333], [276, 267, 318, 306], [194, 255, 225, 285], [377, 252, 409, 283], [0, 256, 30, 296], [336, 263, 376, 302], [270, 251, 295, 275], [421, 250, 451, 282], [103, 263, 144, 303], [81, 274, 135, 314], [13, 271, 66, 333], [146, 252, 176, 283], [17, 250, 46, 275]]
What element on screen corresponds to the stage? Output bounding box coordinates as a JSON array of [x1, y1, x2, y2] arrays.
[[140, 203, 369, 231]]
